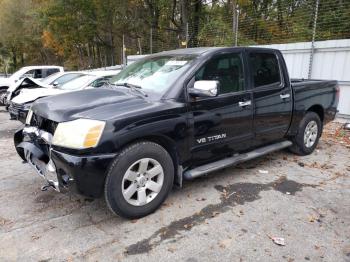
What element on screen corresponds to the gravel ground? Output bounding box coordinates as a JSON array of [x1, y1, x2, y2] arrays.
[[0, 107, 349, 262]]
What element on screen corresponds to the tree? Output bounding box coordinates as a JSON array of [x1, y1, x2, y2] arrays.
[[0, 0, 348, 71]]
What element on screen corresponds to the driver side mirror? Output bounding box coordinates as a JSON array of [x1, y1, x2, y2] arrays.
[[188, 80, 219, 97], [53, 81, 59, 87]]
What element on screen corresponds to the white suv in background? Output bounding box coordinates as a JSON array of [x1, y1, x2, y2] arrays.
[[0, 65, 64, 105]]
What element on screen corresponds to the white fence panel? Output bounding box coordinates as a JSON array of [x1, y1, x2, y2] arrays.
[[257, 39, 350, 116]]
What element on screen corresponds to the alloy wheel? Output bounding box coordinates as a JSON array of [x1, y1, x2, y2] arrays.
[[121, 158, 164, 206]]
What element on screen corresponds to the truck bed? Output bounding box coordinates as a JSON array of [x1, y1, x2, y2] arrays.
[[288, 78, 338, 136], [291, 78, 337, 87]]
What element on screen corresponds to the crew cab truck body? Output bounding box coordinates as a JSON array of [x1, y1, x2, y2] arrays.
[[14, 47, 339, 219]]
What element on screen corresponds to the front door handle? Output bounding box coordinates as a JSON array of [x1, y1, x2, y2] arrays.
[[280, 93, 290, 99], [239, 100, 251, 107]]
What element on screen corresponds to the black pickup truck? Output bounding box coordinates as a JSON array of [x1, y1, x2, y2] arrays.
[[14, 47, 339, 219]]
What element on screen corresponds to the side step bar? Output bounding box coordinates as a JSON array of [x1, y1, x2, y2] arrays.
[[183, 140, 292, 180]]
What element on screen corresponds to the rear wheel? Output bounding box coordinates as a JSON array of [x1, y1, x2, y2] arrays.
[[289, 112, 322, 155], [104, 141, 174, 219]]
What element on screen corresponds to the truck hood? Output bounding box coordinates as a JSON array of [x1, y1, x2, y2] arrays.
[[11, 88, 66, 104], [31, 88, 151, 122]]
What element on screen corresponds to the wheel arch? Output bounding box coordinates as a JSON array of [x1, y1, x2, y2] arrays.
[[307, 104, 324, 122], [120, 135, 182, 187]]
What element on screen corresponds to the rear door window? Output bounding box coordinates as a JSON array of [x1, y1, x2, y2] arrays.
[[33, 69, 43, 79], [24, 69, 43, 79], [45, 68, 60, 77], [249, 52, 281, 88]]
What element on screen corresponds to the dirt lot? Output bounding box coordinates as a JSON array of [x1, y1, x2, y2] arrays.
[[0, 107, 349, 262]]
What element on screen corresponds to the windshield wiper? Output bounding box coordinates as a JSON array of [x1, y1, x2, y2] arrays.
[[114, 82, 148, 97]]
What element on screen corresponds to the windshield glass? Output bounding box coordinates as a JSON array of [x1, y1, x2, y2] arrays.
[[109, 54, 197, 94], [58, 75, 96, 90], [51, 73, 84, 86], [41, 72, 62, 84]]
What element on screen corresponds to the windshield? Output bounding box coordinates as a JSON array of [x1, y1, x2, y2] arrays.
[[51, 73, 84, 86], [58, 75, 96, 90], [41, 72, 62, 84], [109, 54, 197, 94]]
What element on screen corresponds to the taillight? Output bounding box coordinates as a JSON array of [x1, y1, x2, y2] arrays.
[[335, 84, 340, 101]]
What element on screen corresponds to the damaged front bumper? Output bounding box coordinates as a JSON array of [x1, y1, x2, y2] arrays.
[[21, 142, 63, 191], [16, 126, 66, 192], [15, 126, 117, 198]]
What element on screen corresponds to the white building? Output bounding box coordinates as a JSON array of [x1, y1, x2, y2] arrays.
[[257, 39, 350, 117]]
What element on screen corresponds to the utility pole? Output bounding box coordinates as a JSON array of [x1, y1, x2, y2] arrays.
[[308, 0, 320, 79], [185, 23, 189, 48], [150, 28, 153, 54], [232, 0, 238, 46], [235, 8, 239, 46], [122, 34, 126, 67], [137, 38, 142, 55]]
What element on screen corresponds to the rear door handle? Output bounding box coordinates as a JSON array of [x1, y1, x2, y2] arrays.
[[280, 93, 290, 99], [239, 100, 251, 107]]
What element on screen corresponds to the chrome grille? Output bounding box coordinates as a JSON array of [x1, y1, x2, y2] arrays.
[[10, 102, 24, 111], [30, 113, 58, 135]]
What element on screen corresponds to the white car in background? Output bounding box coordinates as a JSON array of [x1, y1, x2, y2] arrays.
[[8, 70, 120, 122], [5, 71, 86, 105], [40, 71, 86, 87], [0, 66, 64, 104]]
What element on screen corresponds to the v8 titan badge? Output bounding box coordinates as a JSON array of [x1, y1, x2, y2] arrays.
[[196, 133, 227, 144]]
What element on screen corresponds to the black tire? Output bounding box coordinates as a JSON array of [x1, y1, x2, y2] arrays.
[[0, 90, 6, 106], [104, 141, 174, 219], [289, 112, 322, 156]]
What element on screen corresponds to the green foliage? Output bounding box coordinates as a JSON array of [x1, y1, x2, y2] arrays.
[[0, 0, 349, 72]]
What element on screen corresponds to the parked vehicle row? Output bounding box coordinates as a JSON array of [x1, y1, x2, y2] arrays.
[[2, 69, 120, 123], [0, 66, 64, 104], [8, 47, 339, 219]]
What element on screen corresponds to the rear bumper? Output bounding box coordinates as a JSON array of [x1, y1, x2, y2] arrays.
[[15, 127, 117, 198]]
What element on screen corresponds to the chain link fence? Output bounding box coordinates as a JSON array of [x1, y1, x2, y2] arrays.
[[125, 0, 350, 56]]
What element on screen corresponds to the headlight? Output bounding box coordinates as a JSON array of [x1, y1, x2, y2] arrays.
[[52, 119, 106, 149], [26, 108, 33, 125]]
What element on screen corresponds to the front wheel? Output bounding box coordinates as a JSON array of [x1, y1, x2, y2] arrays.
[[104, 141, 174, 219], [289, 112, 322, 155]]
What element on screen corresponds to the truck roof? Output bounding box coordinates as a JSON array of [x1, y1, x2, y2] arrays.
[[21, 65, 64, 70], [157, 47, 279, 56], [158, 47, 223, 55]]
